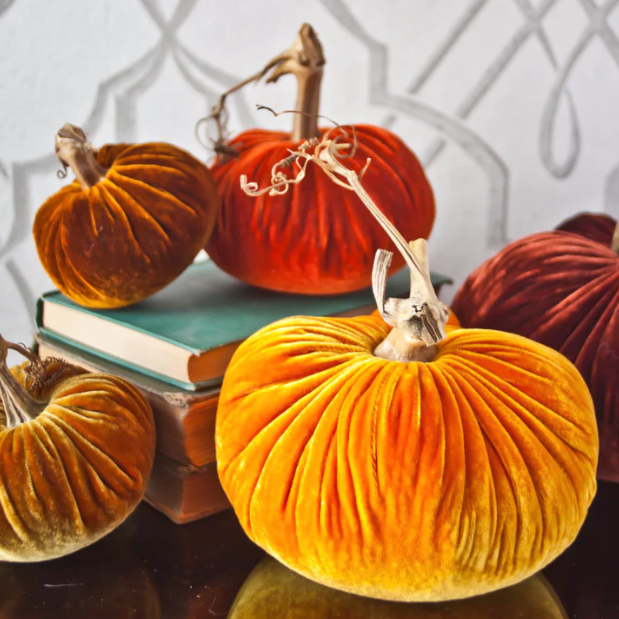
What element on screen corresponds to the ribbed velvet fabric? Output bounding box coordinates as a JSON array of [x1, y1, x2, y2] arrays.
[[34, 143, 218, 308], [229, 557, 568, 618], [216, 314, 598, 601], [0, 362, 155, 561], [207, 125, 435, 295], [452, 214, 618, 482]]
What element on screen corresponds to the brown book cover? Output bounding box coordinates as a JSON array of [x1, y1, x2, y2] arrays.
[[144, 455, 230, 525]]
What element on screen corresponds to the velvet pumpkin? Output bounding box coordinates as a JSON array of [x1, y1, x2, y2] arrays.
[[216, 135, 598, 602], [204, 24, 434, 294], [0, 337, 155, 561], [228, 557, 568, 619], [33, 124, 218, 308], [452, 212, 618, 481]]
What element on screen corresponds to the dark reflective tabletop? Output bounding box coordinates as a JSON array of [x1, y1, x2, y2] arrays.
[[1, 481, 617, 618]]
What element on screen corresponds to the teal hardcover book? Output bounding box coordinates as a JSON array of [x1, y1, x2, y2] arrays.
[[37, 260, 452, 391]]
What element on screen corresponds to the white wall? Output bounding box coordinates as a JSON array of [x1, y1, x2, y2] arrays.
[[1, 0, 618, 355]]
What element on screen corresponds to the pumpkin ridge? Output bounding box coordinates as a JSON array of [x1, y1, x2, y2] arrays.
[[446, 370, 542, 568], [99, 182, 170, 252], [39, 414, 137, 518], [427, 365, 470, 551], [0, 440, 36, 543], [440, 368, 502, 567], [109, 167, 205, 219], [449, 362, 587, 527], [561, 280, 618, 369], [444, 354, 593, 449], [55, 235, 112, 303]]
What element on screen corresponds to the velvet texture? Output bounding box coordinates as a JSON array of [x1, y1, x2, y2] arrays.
[[229, 557, 568, 619], [452, 214, 618, 482], [0, 363, 155, 561], [34, 143, 219, 308], [216, 315, 598, 602], [207, 125, 435, 295]]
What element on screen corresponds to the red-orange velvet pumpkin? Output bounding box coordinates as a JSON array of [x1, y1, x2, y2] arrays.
[[34, 124, 218, 309], [452, 212, 618, 481], [205, 24, 434, 295]]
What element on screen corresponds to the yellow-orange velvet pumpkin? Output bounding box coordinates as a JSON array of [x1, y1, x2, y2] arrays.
[[0, 337, 155, 561], [204, 24, 434, 295], [33, 124, 218, 309], [228, 557, 568, 619], [215, 131, 598, 602]]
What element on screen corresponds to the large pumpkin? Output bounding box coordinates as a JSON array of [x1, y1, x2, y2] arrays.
[[228, 557, 568, 619], [0, 336, 155, 561], [215, 137, 598, 602], [205, 24, 434, 295], [452, 212, 618, 481], [34, 124, 218, 308]]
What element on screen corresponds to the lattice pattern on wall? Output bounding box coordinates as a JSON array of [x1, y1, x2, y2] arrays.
[[1, 0, 618, 349]]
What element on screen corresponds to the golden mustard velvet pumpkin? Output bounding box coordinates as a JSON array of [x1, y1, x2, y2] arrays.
[[228, 557, 568, 619], [33, 124, 219, 308], [0, 336, 155, 562], [215, 132, 598, 602]]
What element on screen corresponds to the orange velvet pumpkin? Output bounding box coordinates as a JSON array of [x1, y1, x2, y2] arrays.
[[0, 337, 155, 561], [452, 212, 618, 482], [215, 131, 598, 602], [229, 557, 568, 619], [216, 313, 597, 602], [33, 124, 218, 308], [205, 24, 434, 294]]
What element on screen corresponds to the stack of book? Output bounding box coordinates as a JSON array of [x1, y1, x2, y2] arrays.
[[35, 259, 451, 524]]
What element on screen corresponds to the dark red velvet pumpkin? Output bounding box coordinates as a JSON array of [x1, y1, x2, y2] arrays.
[[452, 212, 618, 481], [204, 24, 434, 295]]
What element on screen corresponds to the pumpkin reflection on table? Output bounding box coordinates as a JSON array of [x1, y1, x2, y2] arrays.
[[0, 488, 617, 619]]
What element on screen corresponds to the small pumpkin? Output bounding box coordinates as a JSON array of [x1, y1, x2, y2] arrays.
[[203, 23, 434, 295], [34, 124, 218, 308], [215, 135, 598, 602], [452, 212, 618, 481], [228, 557, 568, 619], [0, 336, 155, 561]]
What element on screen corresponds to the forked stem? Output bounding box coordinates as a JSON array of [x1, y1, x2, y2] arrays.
[[240, 129, 448, 362], [0, 336, 46, 428], [55, 124, 106, 190], [199, 23, 325, 156]]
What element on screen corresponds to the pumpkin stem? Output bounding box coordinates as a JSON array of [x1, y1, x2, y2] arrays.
[[55, 124, 107, 190], [0, 336, 46, 427], [239, 128, 449, 362], [612, 219, 619, 255], [198, 23, 324, 156]]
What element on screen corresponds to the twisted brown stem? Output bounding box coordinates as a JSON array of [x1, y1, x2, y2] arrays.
[[198, 23, 325, 157], [55, 124, 106, 190], [0, 336, 46, 427]]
